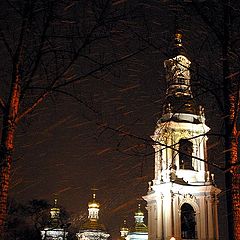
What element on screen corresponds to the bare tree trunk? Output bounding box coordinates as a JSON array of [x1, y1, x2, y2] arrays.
[[0, 126, 15, 236], [223, 1, 240, 239], [0, 62, 21, 236], [224, 94, 240, 240]]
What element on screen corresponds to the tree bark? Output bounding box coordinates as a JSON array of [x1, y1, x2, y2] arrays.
[[223, 1, 240, 239], [224, 94, 240, 240], [0, 124, 15, 237], [0, 62, 21, 237]]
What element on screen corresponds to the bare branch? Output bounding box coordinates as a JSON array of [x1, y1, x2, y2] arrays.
[[16, 91, 48, 122], [0, 97, 6, 113], [53, 47, 147, 90], [21, 3, 53, 98]]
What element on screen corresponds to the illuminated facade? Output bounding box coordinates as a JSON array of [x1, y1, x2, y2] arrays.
[[124, 205, 148, 240], [41, 199, 68, 240], [143, 33, 221, 240], [76, 194, 110, 240]]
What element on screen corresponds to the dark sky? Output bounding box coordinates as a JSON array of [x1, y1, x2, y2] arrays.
[[1, 0, 233, 239]]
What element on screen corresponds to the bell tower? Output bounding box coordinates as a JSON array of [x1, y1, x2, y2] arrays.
[[143, 33, 221, 240]]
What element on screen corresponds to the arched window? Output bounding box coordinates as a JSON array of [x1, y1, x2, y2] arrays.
[[181, 203, 196, 239], [179, 139, 194, 170]]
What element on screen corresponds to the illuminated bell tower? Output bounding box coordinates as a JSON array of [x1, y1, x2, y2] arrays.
[[143, 33, 221, 240]]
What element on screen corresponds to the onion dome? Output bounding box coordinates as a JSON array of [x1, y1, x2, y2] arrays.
[[88, 193, 100, 210], [120, 220, 129, 238], [48, 199, 62, 229], [172, 32, 187, 57], [50, 199, 60, 220], [133, 204, 148, 233]]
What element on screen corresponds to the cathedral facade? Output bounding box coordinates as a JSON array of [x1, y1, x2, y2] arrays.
[[143, 33, 221, 240]]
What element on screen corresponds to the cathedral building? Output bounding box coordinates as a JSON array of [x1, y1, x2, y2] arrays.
[[76, 193, 110, 240], [143, 33, 221, 240]]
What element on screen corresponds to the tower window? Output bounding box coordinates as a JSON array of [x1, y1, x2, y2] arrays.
[[177, 76, 185, 84], [181, 203, 196, 239], [179, 139, 194, 170]]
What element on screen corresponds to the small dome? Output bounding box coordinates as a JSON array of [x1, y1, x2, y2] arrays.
[[135, 204, 144, 216], [88, 193, 100, 209], [120, 220, 129, 231], [133, 204, 148, 233], [50, 199, 60, 219]]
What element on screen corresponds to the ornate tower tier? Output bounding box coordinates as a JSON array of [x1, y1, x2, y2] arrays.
[[143, 33, 221, 240]]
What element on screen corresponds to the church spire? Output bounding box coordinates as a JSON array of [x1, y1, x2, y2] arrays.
[[165, 32, 192, 98], [162, 32, 198, 118]]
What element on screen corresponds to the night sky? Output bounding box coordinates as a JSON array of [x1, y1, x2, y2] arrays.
[[0, 0, 232, 239]]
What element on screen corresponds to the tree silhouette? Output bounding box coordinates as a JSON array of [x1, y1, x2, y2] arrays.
[[0, 0, 146, 236]]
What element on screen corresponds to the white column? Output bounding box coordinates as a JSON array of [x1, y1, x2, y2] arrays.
[[175, 196, 181, 239], [166, 137, 171, 169], [162, 138, 167, 171], [156, 196, 163, 239], [172, 194, 178, 238], [213, 195, 219, 240], [203, 136, 208, 172], [149, 204, 153, 240], [195, 206, 201, 240], [154, 146, 158, 179], [163, 191, 172, 239], [199, 196, 207, 239], [153, 205, 157, 239], [207, 196, 214, 239]]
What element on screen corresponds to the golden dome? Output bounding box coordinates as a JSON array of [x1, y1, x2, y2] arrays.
[[120, 220, 129, 231], [88, 193, 100, 209], [135, 204, 144, 216]]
